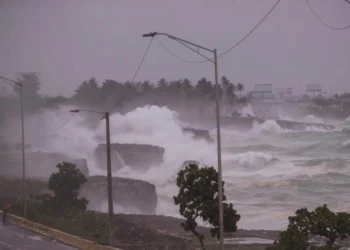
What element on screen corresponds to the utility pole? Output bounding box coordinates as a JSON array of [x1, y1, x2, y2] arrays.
[[105, 111, 114, 245], [0, 75, 26, 218], [213, 49, 224, 247], [142, 32, 225, 250], [20, 85, 26, 218], [70, 109, 114, 246]]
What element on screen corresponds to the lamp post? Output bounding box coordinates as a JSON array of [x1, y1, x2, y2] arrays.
[[0, 75, 27, 218], [70, 109, 114, 246], [142, 32, 225, 250]]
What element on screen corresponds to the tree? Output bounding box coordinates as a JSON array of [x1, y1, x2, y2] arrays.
[[237, 83, 244, 98], [16, 72, 41, 98], [268, 204, 350, 250], [181, 78, 193, 98], [73, 77, 101, 106], [173, 163, 240, 250], [48, 162, 88, 214]]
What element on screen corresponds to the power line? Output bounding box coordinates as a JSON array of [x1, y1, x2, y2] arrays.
[[156, 37, 203, 63], [218, 0, 281, 58], [130, 37, 155, 85], [0, 77, 17, 89], [155, 0, 281, 64], [304, 0, 350, 30], [0, 78, 18, 97], [110, 37, 155, 112], [39, 113, 77, 131]]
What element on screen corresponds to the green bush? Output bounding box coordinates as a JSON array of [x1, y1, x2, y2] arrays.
[[174, 163, 240, 250], [267, 205, 350, 250]]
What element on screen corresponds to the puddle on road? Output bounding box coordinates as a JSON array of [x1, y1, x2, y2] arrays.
[[224, 237, 274, 245], [27, 235, 42, 240]]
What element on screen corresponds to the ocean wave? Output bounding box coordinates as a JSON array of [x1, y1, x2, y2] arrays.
[[224, 144, 285, 153], [251, 120, 288, 134], [300, 158, 349, 169], [226, 151, 279, 169]]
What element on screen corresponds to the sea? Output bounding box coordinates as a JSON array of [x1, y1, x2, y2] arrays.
[[22, 104, 350, 231]]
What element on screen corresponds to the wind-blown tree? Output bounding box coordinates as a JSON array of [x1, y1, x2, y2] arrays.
[[16, 72, 41, 98], [268, 204, 350, 250], [220, 76, 235, 115], [73, 77, 101, 106], [140, 80, 154, 94], [156, 78, 168, 94], [71, 76, 248, 115], [173, 163, 240, 250], [193, 78, 214, 114], [236, 82, 244, 98], [181, 78, 193, 98], [14, 73, 44, 114], [100, 79, 124, 109], [153, 78, 168, 106], [48, 162, 88, 214]]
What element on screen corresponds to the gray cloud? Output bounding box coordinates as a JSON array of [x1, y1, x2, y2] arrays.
[[1, 0, 350, 96]]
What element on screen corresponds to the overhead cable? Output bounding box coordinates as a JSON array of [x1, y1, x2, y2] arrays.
[[304, 0, 350, 30], [110, 37, 155, 112], [156, 0, 281, 64]]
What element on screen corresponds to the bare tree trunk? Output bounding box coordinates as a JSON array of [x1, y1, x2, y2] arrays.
[[191, 229, 206, 250]]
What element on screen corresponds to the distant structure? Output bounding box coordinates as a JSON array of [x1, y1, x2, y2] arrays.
[[252, 84, 273, 100], [306, 84, 322, 97], [276, 87, 293, 101]]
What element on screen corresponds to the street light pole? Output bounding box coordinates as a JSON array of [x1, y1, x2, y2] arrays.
[[213, 49, 224, 246], [70, 109, 114, 246], [0, 76, 27, 218], [105, 111, 114, 245], [142, 32, 225, 250], [19, 85, 26, 218]]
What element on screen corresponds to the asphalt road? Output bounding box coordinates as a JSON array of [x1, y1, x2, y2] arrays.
[[0, 221, 79, 250]]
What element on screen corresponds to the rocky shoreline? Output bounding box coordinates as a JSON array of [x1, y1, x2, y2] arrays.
[[112, 214, 279, 245]]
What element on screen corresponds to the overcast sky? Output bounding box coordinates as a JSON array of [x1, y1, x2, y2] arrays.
[[1, 0, 350, 97]]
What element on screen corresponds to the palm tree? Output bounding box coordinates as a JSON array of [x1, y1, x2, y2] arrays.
[[181, 78, 192, 98], [220, 76, 230, 90], [237, 82, 244, 98], [156, 78, 168, 93]]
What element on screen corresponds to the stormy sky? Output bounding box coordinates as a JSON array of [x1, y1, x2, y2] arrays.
[[1, 0, 350, 97]]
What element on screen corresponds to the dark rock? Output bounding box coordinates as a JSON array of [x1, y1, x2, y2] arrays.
[[182, 127, 214, 143], [181, 115, 335, 132], [81, 176, 157, 215], [94, 143, 165, 171]]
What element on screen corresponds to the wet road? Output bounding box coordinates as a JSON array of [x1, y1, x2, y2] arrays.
[[0, 222, 79, 250]]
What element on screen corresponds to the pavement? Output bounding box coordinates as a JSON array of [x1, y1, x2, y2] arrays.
[[0, 221, 79, 250]]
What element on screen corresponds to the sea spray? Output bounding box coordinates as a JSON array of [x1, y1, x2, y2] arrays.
[[15, 104, 350, 230]]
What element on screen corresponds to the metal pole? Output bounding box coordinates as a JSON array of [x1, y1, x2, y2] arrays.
[[214, 49, 224, 250], [20, 86, 26, 218], [105, 112, 114, 245]]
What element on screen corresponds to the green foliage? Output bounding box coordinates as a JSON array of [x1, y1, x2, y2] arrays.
[[268, 204, 350, 250], [0, 175, 109, 245], [72, 211, 109, 244], [47, 162, 88, 214], [173, 163, 240, 250], [69, 76, 246, 114]]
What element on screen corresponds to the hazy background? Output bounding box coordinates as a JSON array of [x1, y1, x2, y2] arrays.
[[1, 0, 350, 97]]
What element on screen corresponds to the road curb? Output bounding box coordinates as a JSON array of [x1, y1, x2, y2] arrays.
[[0, 210, 122, 250]]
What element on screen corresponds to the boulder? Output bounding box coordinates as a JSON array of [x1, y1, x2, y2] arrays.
[[94, 143, 165, 171], [81, 176, 157, 215], [0, 150, 89, 179], [182, 127, 214, 143]]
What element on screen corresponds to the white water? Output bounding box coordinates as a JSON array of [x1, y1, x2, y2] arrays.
[[20, 105, 350, 230]]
